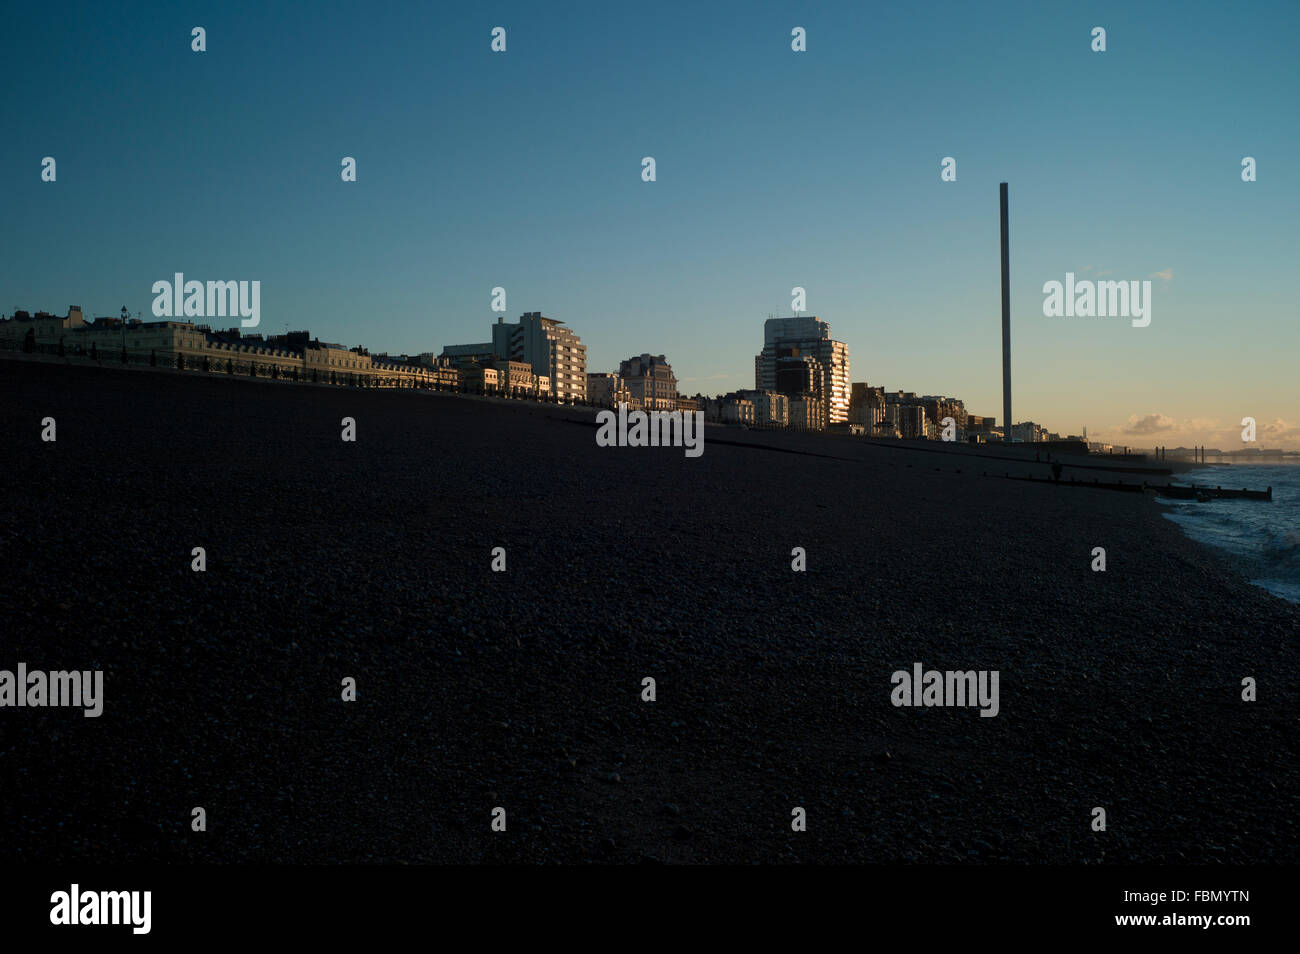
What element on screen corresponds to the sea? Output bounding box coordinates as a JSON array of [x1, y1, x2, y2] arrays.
[[1157, 463, 1300, 604]]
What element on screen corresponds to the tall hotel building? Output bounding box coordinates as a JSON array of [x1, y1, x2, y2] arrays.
[[754, 316, 850, 425], [492, 312, 587, 402]]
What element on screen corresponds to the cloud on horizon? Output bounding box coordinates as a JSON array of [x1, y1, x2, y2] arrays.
[[1123, 413, 1177, 435], [1256, 418, 1297, 440], [1103, 415, 1298, 448]]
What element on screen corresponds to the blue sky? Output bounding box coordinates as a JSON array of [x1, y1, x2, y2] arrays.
[[3, 0, 1297, 446]]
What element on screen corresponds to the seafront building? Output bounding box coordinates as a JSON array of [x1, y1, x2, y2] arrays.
[[491, 312, 587, 402], [873, 419, 901, 438], [2, 306, 453, 389], [788, 394, 826, 430], [849, 383, 886, 430], [0, 306, 89, 341], [440, 342, 496, 364], [843, 387, 978, 441], [700, 388, 784, 427], [6, 305, 569, 399], [587, 371, 636, 409], [492, 358, 546, 396], [721, 397, 755, 425], [921, 395, 967, 437], [754, 316, 850, 425], [440, 342, 549, 397], [5, 306, 1022, 437], [617, 354, 678, 411], [738, 389, 789, 427], [1011, 421, 1046, 443], [440, 311, 588, 401], [899, 404, 928, 439]]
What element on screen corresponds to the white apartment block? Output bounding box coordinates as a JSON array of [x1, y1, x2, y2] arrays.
[[492, 312, 587, 402]]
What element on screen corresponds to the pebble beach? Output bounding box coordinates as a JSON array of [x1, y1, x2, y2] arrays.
[[2, 359, 1296, 864]]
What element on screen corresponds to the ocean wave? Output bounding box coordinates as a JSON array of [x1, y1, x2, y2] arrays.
[[1160, 464, 1300, 604], [1261, 530, 1300, 564]]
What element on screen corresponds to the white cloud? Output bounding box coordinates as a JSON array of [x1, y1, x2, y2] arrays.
[[1123, 413, 1177, 435]]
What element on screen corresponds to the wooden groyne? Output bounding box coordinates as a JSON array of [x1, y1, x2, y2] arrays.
[[995, 474, 1272, 501], [1152, 483, 1272, 502]]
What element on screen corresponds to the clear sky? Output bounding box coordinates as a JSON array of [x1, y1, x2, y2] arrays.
[[3, 0, 1297, 447]]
